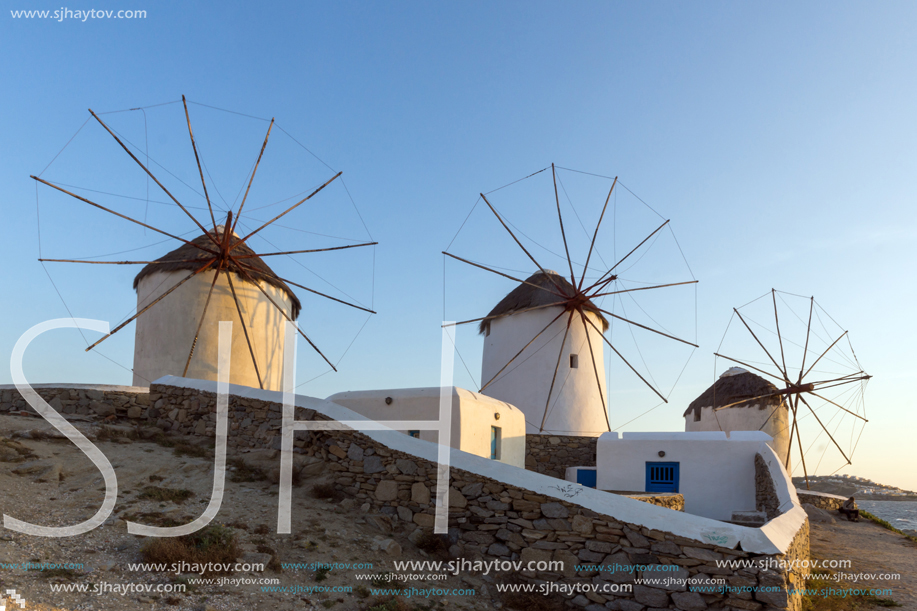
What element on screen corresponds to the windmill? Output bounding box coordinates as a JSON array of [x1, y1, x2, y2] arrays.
[[712, 290, 870, 488], [32, 96, 376, 391], [443, 164, 698, 435]]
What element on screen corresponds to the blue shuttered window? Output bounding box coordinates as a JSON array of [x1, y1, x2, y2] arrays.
[[645, 462, 679, 493]]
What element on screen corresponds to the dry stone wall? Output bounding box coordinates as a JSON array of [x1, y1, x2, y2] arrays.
[[526, 434, 597, 478], [796, 491, 846, 512], [0, 385, 150, 419], [754, 454, 781, 521]]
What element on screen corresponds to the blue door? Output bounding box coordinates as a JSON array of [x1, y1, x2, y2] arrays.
[[645, 462, 679, 493], [576, 469, 597, 488]]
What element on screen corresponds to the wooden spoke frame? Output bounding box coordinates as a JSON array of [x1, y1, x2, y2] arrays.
[[34, 97, 375, 386], [445, 165, 696, 433], [715, 289, 870, 490]]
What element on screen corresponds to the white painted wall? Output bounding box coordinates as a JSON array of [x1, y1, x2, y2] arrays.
[[481, 307, 608, 436], [158, 375, 807, 555], [325, 386, 526, 468], [132, 270, 292, 391], [596, 431, 774, 521], [685, 404, 791, 471]]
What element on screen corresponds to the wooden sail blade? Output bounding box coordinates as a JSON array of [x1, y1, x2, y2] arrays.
[[792, 397, 810, 489], [231, 117, 275, 235], [584, 315, 667, 403], [585, 219, 670, 293], [772, 289, 789, 379], [88, 109, 219, 246], [479, 193, 569, 297], [478, 309, 566, 393], [593, 306, 698, 347], [228, 255, 337, 372], [785, 411, 797, 471], [712, 353, 786, 383], [539, 312, 574, 432], [443, 303, 559, 328], [798, 296, 814, 385], [807, 372, 871, 387], [442, 252, 565, 298], [733, 308, 790, 384], [800, 330, 849, 381], [232, 171, 342, 252], [31, 177, 219, 256], [232, 261, 375, 314], [233, 242, 377, 258], [39, 258, 202, 265], [182, 264, 224, 376], [589, 280, 699, 300], [182, 95, 218, 231], [551, 164, 577, 286], [85, 259, 216, 351], [807, 391, 868, 422], [712, 391, 789, 413], [798, 394, 852, 464], [226, 272, 264, 389], [578, 308, 611, 432], [578, 176, 616, 291]]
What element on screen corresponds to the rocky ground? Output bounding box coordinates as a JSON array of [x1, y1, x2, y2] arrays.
[[0, 413, 495, 611]]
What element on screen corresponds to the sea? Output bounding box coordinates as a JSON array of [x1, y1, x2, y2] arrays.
[[857, 500, 917, 533]]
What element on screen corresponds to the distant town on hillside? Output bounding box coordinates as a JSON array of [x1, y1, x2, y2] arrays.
[[793, 474, 917, 501]]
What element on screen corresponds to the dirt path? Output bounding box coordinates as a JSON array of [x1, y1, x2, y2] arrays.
[[810, 517, 917, 608]]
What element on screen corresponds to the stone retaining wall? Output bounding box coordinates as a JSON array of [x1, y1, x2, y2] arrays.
[[526, 434, 597, 478], [624, 493, 685, 512], [3, 382, 809, 610], [755, 454, 781, 521], [796, 491, 846, 511], [0, 385, 150, 419]]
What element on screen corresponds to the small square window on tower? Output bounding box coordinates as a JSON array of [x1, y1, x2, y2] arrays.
[[569, 353, 578, 368]]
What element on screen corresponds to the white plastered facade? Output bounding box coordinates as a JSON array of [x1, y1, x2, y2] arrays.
[[132, 270, 292, 391], [685, 404, 791, 471], [596, 430, 783, 521], [481, 306, 608, 436], [326, 386, 526, 468]]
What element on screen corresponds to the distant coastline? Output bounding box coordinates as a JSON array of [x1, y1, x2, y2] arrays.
[[792, 474, 917, 502]]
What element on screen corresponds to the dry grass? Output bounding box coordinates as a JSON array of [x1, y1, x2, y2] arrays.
[[253, 523, 271, 535], [802, 555, 902, 610], [0, 437, 36, 462], [96, 426, 138, 441], [141, 524, 239, 576], [228, 457, 266, 483], [138, 486, 194, 503]]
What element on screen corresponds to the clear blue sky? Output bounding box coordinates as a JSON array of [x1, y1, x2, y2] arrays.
[[2, 2, 914, 490]]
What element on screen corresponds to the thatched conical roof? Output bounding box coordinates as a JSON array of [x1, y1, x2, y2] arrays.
[[133, 228, 302, 319], [479, 270, 608, 334], [684, 369, 786, 419]]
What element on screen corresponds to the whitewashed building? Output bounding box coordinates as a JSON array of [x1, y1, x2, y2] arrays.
[[684, 367, 791, 469], [480, 271, 609, 436], [132, 226, 298, 391], [326, 386, 526, 468], [594, 430, 782, 521]]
